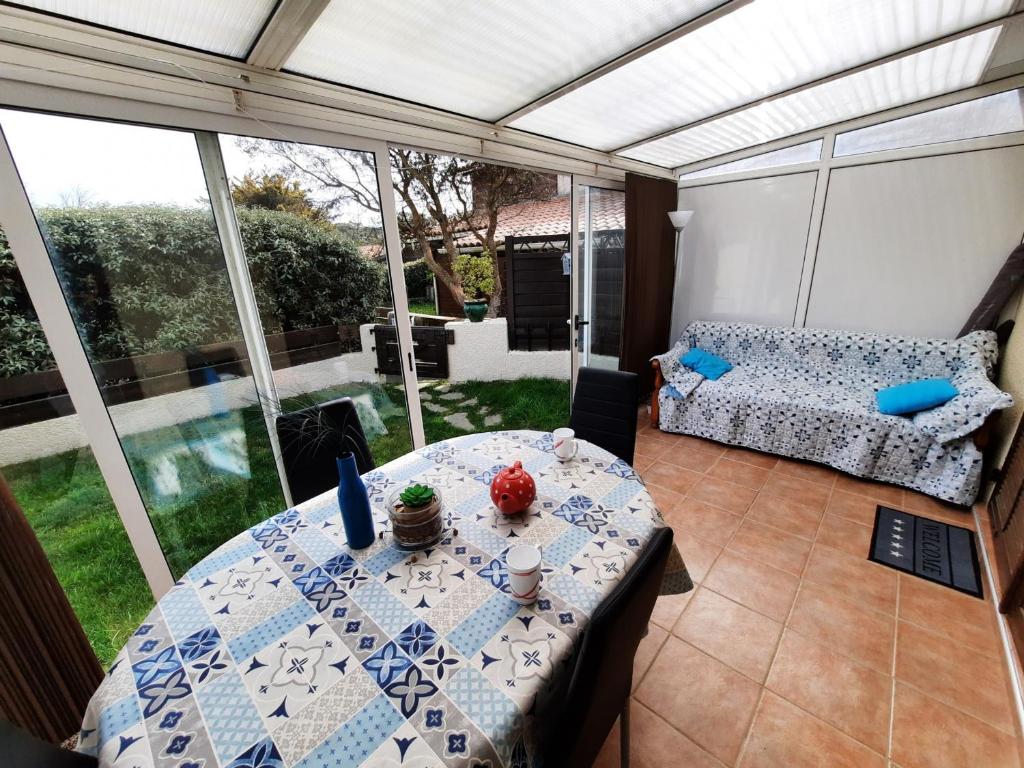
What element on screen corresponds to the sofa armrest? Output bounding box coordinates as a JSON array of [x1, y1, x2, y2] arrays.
[[913, 374, 1013, 444], [651, 359, 664, 428]]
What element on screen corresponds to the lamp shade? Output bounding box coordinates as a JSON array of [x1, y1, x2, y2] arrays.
[[668, 210, 694, 230]]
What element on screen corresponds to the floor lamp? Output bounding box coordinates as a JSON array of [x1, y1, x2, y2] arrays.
[[668, 210, 694, 344]]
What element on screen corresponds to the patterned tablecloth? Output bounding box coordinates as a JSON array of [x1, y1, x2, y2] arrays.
[[79, 430, 691, 768]]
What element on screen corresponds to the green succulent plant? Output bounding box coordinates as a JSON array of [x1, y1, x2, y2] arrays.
[[399, 483, 435, 508]]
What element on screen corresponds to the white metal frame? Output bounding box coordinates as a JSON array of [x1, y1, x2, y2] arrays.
[[0, 125, 176, 599]]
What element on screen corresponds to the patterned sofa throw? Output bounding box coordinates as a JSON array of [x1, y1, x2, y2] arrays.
[[653, 321, 1014, 505]]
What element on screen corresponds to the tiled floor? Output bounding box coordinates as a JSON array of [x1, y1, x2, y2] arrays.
[[594, 420, 1021, 768]]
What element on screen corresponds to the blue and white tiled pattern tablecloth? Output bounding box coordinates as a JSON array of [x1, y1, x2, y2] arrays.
[[78, 430, 691, 768]]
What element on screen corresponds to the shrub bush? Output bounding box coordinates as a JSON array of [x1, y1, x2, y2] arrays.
[[0, 205, 389, 376], [403, 258, 433, 300]]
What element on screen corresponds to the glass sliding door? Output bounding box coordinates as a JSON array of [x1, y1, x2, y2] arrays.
[[0, 109, 285, 578], [216, 133, 414, 465], [574, 183, 626, 371], [389, 147, 572, 443], [0, 229, 152, 665]]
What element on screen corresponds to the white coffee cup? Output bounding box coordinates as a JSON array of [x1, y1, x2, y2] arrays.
[[506, 544, 543, 603], [553, 427, 578, 462]]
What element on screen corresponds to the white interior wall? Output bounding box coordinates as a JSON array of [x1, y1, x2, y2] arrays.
[[672, 145, 1024, 342], [805, 146, 1024, 337], [673, 173, 816, 341]]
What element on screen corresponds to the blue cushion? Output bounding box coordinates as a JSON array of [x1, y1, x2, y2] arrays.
[[877, 378, 958, 416], [680, 348, 732, 381]]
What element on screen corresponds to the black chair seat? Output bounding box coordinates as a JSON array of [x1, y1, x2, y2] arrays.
[[275, 397, 375, 505], [570, 367, 639, 465], [0, 721, 97, 768]]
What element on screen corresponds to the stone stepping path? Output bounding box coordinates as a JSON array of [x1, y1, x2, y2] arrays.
[[423, 402, 446, 413], [444, 412, 474, 431], [439, 391, 465, 401], [484, 414, 502, 427]]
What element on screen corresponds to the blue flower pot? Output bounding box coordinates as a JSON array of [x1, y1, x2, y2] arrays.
[[336, 452, 375, 549]]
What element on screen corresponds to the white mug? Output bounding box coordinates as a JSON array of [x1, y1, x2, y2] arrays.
[[553, 427, 578, 462], [506, 544, 543, 604]]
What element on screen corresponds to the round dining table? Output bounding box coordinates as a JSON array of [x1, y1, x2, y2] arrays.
[[78, 429, 691, 768]]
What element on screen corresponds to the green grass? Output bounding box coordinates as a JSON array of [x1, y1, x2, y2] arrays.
[[408, 301, 439, 315], [3, 377, 568, 666]]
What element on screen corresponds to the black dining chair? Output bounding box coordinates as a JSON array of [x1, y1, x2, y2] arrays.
[[275, 396, 375, 505], [569, 367, 639, 465], [538, 526, 674, 768], [0, 721, 97, 768]]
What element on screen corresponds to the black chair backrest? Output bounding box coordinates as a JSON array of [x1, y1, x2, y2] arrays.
[[275, 397, 375, 505], [0, 721, 97, 768], [540, 526, 674, 767], [570, 367, 639, 465]]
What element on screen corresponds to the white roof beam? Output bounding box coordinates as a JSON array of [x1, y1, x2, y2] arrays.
[[616, 9, 1024, 157], [246, 0, 330, 70], [493, 0, 752, 127]]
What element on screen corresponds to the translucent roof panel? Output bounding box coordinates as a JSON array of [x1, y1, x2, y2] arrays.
[[679, 140, 822, 180], [834, 87, 1024, 156], [623, 29, 1002, 169], [8, 0, 277, 57], [509, 0, 1012, 151], [284, 0, 723, 121]]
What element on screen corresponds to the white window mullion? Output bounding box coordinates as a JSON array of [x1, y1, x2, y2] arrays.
[[0, 125, 175, 599], [793, 132, 835, 327], [376, 144, 426, 449], [194, 131, 295, 507]]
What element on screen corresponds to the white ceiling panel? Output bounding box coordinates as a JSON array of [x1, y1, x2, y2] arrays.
[[8, 0, 277, 57], [509, 0, 1012, 151], [622, 29, 1002, 168], [284, 0, 723, 121]]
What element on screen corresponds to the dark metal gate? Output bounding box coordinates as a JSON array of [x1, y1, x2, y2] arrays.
[[372, 325, 451, 379], [504, 234, 571, 351]]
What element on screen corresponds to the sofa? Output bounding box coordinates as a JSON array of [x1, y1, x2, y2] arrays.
[[651, 321, 1014, 505]]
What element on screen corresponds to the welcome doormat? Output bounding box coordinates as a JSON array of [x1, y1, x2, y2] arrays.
[[869, 506, 983, 599]]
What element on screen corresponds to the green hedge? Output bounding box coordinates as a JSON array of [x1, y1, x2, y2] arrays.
[[403, 258, 433, 299], [0, 205, 388, 376]]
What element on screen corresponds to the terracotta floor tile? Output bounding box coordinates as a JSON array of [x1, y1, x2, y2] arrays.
[[674, 588, 783, 682], [834, 474, 904, 506], [635, 433, 671, 459], [646, 483, 683, 518], [727, 519, 812, 577], [662, 498, 743, 547], [803, 543, 897, 615], [766, 629, 892, 754], [815, 514, 873, 558], [902, 491, 975, 526], [723, 445, 779, 470], [643, 461, 702, 496], [632, 623, 669, 692], [760, 472, 831, 512], [746, 492, 822, 540], [635, 637, 761, 765], [632, 455, 655, 475], [892, 683, 1020, 768], [827, 489, 882, 527], [593, 699, 726, 768], [898, 575, 1000, 658], [650, 588, 696, 631], [675, 536, 722, 584], [773, 456, 837, 486], [787, 583, 895, 673], [708, 458, 771, 490], [675, 434, 727, 455], [703, 550, 799, 622], [689, 476, 759, 514], [740, 692, 886, 768], [896, 620, 1014, 733], [660, 444, 721, 473]]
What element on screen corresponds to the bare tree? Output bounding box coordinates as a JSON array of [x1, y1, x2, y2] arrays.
[[237, 138, 553, 312], [58, 185, 95, 208]]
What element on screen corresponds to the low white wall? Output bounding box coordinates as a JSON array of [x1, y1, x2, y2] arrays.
[[445, 318, 570, 383], [1, 319, 569, 465]]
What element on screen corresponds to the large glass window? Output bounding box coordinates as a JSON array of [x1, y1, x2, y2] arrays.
[[0, 227, 152, 666], [218, 134, 414, 465], [391, 149, 573, 443], [1, 109, 285, 578]]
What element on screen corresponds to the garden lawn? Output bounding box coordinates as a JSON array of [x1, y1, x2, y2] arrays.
[[4, 377, 569, 666]]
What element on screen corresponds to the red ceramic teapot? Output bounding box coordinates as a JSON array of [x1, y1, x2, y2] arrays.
[[490, 460, 536, 515]]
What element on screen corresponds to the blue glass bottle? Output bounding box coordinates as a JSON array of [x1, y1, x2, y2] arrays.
[[336, 451, 375, 549]]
